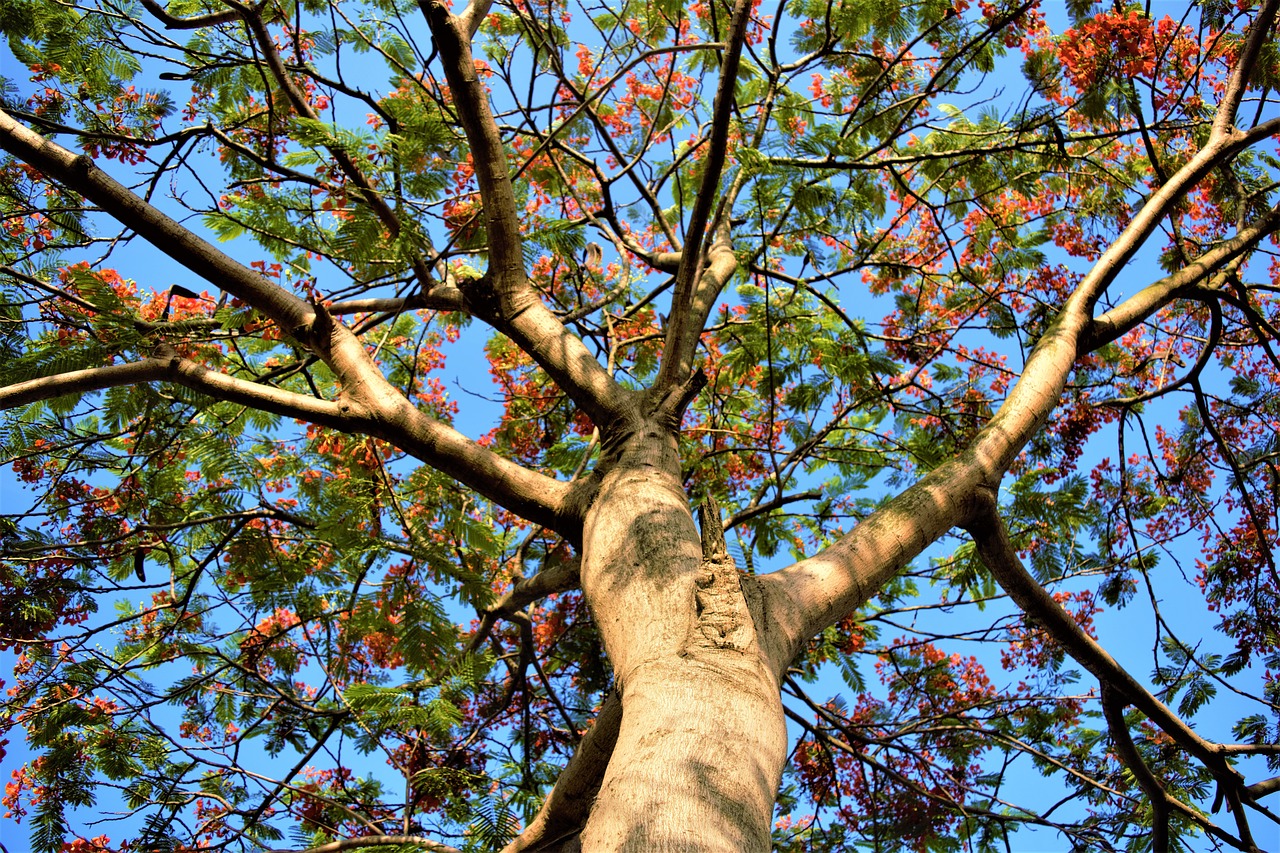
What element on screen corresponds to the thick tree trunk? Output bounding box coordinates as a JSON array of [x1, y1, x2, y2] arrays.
[[577, 656, 786, 851], [576, 425, 788, 851]]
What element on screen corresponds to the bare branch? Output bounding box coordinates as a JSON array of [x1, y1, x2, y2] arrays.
[[1249, 777, 1280, 800]]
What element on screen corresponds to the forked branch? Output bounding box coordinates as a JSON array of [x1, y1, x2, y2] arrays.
[[763, 0, 1280, 653]]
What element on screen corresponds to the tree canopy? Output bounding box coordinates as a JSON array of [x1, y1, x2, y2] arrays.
[[3, 0, 1280, 850]]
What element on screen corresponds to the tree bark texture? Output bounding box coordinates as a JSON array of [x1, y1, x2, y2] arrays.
[[575, 425, 788, 850]]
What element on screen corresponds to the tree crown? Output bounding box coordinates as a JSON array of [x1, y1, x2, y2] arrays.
[[3, 0, 1280, 850]]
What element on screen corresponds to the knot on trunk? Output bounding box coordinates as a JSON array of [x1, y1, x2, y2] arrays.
[[690, 496, 752, 651]]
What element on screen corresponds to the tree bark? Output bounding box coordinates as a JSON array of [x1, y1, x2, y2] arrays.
[[574, 425, 788, 850]]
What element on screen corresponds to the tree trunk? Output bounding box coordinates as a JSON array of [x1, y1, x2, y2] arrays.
[[576, 424, 788, 851]]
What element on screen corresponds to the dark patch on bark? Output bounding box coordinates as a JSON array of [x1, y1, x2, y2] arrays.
[[458, 273, 502, 324]]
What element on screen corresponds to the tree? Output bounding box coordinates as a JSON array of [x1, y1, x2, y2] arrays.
[[3, 0, 1280, 848]]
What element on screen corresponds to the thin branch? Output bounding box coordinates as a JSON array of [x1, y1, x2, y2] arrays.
[[268, 835, 461, 853], [724, 490, 823, 530], [1097, 295, 1222, 409]]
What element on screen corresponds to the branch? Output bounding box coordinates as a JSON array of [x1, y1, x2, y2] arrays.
[[1249, 777, 1280, 800], [723, 489, 823, 530], [1084, 202, 1280, 350], [1065, 106, 1280, 323], [416, 1, 630, 430], [763, 127, 1136, 171], [654, 0, 753, 392], [759, 458, 984, 671], [962, 488, 1221, 764], [490, 558, 581, 619], [964, 488, 1265, 848], [0, 359, 169, 410], [761, 95, 1280, 663], [468, 556, 582, 653], [234, 2, 437, 291], [0, 348, 378, 430], [0, 109, 315, 339], [0, 349, 583, 540], [654, 367, 707, 429], [0, 111, 595, 538], [327, 291, 467, 316], [1097, 296, 1222, 409], [269, 835, 461, 853], [1213, 0, 1280, 140], [501, 689, 622, 853], [1101, 686, 1171, 853], [136, 0, 238, 28], [457, 0, 493, 39]]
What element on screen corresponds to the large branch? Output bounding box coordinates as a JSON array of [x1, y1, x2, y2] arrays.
[[967, 489, 1265, 850], [0, 360, 172, 410], [418, 2, 630, 430], [0, 113, 589, 536], [653, 0, 754, 392], [135, 0, 237, 29], [2, 345, 579, 539], [1084, 200, 1280, 350], [0, 109, 315, 338], [758, 3, 1280, 660]]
